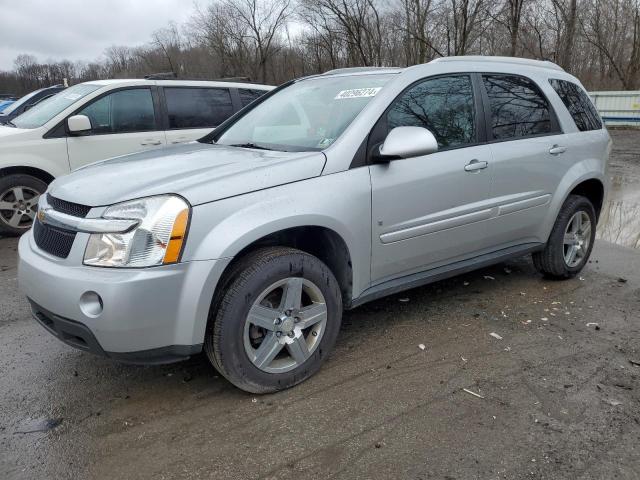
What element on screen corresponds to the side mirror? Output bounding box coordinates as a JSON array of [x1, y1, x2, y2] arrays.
[[377, 126, 438, 160], [67, 115, 92, 134]]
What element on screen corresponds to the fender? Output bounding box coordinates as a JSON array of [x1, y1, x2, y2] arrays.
[[0, 127, 69, 179], [184, 168, 372, 297], [182, 168, 372, 345], [537, 157, 607, 242]]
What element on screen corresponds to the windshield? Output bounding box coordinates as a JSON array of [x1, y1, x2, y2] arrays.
[[1, 89, 43, 115], [216, 74, 394, 151], [12, 84, 101, 129]]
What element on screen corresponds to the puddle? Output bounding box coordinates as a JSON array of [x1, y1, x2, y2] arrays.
[[597, 174, 640, 249]]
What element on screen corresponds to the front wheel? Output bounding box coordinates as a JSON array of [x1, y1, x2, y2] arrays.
[[0, 174, 47, 236], [533, 194, 597, 279], [205, 247, 343, 393]]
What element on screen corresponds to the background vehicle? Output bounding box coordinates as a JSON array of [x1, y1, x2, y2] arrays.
[[0, 85, 66, 125], [18, 57, 609, 393], [0, 79, 272, 235], [0, 99, 15, 112]]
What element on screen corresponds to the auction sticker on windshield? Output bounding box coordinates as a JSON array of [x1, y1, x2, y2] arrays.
[[334, 87, 382, 100]]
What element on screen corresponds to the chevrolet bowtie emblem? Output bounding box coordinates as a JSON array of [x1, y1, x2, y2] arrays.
[[37, 209, 46, 222]]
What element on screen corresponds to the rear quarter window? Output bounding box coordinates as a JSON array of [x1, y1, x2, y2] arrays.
[[549, 79, 602, 131]]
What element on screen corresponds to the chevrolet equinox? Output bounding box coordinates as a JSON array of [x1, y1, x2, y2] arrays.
[[18, 57, 610, 393]]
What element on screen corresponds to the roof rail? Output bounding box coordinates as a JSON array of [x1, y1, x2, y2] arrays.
[[212, 76, 252, 83], [429, 56, 564, 72], [144, 72, 177, 80], [322, 66, 402, 75], [143, 73, 255, 83]]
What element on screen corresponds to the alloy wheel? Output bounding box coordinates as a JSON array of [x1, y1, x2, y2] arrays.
[[0, 186, 41, 230], [563, 210, 592, 268], [243, 277, 328, 374]]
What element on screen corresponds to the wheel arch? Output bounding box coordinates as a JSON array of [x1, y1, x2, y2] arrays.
[[568, 178, 605, 221], [0, 166, 55, 185], [540, 157, 607, 242], [215, 225, 354, 308]]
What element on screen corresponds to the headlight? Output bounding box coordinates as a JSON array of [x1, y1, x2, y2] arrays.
[[83, 195, 190, 267]]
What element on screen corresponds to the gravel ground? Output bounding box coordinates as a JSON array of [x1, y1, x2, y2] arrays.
[[1, 130, 639, 480]]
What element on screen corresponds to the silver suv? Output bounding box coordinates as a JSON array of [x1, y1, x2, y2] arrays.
[[18, 57, 610, 393]]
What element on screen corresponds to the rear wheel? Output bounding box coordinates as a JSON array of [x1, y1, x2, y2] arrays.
[[0, 174, 47, 236], [205, 247, 342, 393], [533, 194, 596, 279]]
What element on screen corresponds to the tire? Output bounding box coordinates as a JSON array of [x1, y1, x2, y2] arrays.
[[205, 247, 343, 393], [0, 173, 47, 236], [533, 194, 597, 279]]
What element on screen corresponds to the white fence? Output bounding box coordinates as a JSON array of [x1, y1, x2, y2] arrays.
[[589, 90, 640, 127]]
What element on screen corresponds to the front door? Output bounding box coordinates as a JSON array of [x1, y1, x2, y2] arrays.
[[370, 74, 493, 283], [67, 87, 166, 170]]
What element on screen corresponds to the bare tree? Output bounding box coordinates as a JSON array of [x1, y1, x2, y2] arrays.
[[222, 0, 291, 83], [300, 0, 385, 66], [581, 0, 640, 89], [2, 0, 640, 94], [445, 0, 487, 56], [149, 22, 184, 74], [552, 0, 579, 69]]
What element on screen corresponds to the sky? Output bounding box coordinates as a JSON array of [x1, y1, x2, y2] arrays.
[[0, 0, 200, 70]]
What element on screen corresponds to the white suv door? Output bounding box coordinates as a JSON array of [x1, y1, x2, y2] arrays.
[[162, 87, 234, 145], [66, 87, 166, 170]]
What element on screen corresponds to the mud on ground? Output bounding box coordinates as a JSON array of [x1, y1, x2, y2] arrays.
[[0, 130, 639, 480]]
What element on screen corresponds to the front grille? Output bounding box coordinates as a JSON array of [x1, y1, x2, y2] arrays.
[[33, 195, 92, 258], [46, 194, 91, 218], [33, 219, 77, 259]]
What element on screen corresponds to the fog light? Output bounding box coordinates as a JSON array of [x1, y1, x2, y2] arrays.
[[79, 291, 103, 318]]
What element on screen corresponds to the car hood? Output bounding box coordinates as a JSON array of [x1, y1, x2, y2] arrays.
[[49, 142, 327, 207]]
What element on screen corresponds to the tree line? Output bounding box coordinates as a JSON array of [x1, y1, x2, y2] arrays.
[[1, 0, 639, 96]]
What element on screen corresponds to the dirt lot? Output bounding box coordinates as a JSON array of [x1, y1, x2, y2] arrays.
[[1, 131, 639, 480]]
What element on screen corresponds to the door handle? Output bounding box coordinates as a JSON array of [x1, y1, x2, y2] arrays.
[[141, 140, 162, 146], [464, 159, 488, 172], [549, 145, 567, 155]]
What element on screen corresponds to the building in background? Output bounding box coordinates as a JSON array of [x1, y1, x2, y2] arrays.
[[590, 91, 640, 127]]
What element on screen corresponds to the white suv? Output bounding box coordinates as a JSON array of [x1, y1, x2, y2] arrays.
[[0, 79, 272, 235]]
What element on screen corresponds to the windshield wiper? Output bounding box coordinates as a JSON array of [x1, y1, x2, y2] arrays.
[[229, 142, 274, 151], [5, 120, 16, 128]]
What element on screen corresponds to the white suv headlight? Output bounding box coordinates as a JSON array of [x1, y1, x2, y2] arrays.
[[83, 195, 190, 268]]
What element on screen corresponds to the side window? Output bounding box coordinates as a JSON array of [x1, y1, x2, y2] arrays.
[[549, 79, 602, 131], [238, 88, 266, 107], [387, 75, 475, 149], [78, 88, 156, 134], [482, 74, 555, 140], [165, 87, 233, 129]]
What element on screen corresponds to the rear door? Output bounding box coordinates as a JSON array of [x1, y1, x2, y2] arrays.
[[162, 87, 234, 145], [480, 73, 566, 247], [67, 87, 165, 170], [369, 74, 493, 283]]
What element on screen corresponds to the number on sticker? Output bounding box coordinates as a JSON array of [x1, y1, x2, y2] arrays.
[[334, 87, 382, 100]]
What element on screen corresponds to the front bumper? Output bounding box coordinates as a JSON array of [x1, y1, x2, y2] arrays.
[[18, 232, 231, 363]]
